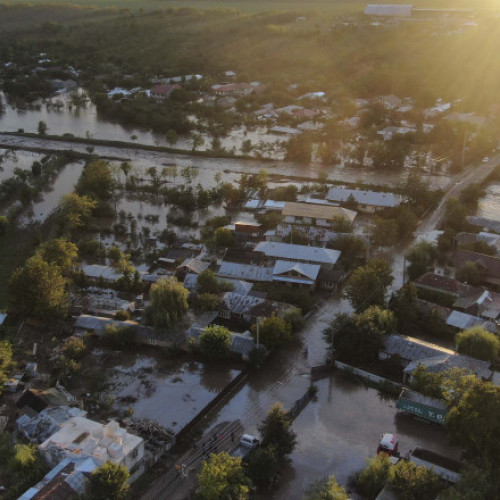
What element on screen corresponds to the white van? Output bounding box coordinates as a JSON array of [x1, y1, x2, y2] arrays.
[[239, 434, 260, 449]]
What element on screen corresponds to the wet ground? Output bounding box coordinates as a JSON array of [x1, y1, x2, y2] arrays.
[[106, 354, 240, 431], [478, 181, 500, 219]]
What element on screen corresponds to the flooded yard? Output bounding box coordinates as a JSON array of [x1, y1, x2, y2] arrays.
[[106, 354, 240, 431], [478, 181, 500, 220]]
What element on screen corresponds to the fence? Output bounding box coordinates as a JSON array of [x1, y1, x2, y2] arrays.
[[334, 361, 401, 392], [174, 368, 249, 448]]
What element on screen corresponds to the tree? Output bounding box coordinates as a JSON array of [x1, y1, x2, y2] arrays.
[[76, 160, 115, 201], [283, 308, 305, 333], [324, 307, 395, 364], [251, 315, 292, 351], [370, 218, 398, 248], [456, 262, 482, 286], [198, 269, 219, 295], [37, 120, 48, 135], [196, 452, 250, 500], [0, 215, 8, 235], [357, 454, 391, 500], [329, 235, 366, 272], [456, 326, 499, 361], [166, 129, 178, 146], [37, 238, 78, 274], [344, 259, 393, 312], [0, 341, 14, 395], [389, 460, 443, 500], [444, 198, 467, 232], [246, 446, 280, 488], [58, 193, 97, 231], [258, 403, 297, 460], [440, 462, 500, 500], [213, 227, 234, 248], [304, 475, 349, 500], [89, 462, 130, 500], [144, 277, 189, 330], [390, 283, 419, 334], [8, 255, 68, 320], [446, 380, 500, 462], [199, 325, 232, 357], [405, 241, 436, 281]]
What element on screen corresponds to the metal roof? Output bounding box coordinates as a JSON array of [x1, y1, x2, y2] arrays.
[[326, 187, 401, 208], [282, 202, 357, 223], [178, 258, 209, 275], [383, 334, 454, 363], [218, 262, 273, 282], [254, 242, 340, 266], [183, 273, 253, 295], [446, 310, 495, 332], [81, 265, 121, 282], [74, 315, 137, 333], [404, 354, 492, 380], [273, 260, 320, 281], [364, 4, 413, 17]]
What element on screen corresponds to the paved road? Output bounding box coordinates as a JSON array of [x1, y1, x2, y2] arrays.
[[418, 155, 500, 234]]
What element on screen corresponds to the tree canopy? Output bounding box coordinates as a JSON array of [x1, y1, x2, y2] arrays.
[[199, 325, 232, 358], [344, 259, 393, 312], [0, 341, 14, 395], [456, 326, 499, 362], [304, 475, 349, 500], [258, 402, 297, 460], [144, 277, 189, 330], [251, 315, 292, 351], [196, 452, 250, 500], [89, 461, 130, 500]]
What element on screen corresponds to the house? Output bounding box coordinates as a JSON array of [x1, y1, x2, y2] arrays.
[[211, 83, 256, 97], [16, 388, 72, 415], [234, 222, 262, 240], [219, 291, 293, 322], [217, 262, 273, 282], [379, 95, 403, 110], [150, 83, 181, 100], [325, 187, 401, 213], [281, 202, 357, 227], [264, 200, 286, 211], [223, 248, 264, 266], [364, 4, 413, 17], [454, 232, 500, 254], [272, 260, 320, 289], [445, 310, 496, 333], [454, 249, 500, 287], [81, 265, 122, 283], [183, 273, 253, 296], [74, 314, 139, 336], [18, 457, 99, 500], [467, 216, 500, 234], [176, 258, 209, 281], [17, 406, 87, 444], [39, 417, 145, 473], [423, 102, 451, 119], [254, 241, 341, 269], [380, 334, 492, 382], [187, 327, 258, 359]]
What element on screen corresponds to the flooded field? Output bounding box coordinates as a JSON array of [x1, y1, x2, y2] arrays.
[[0, 149, 45, 182], [106, 354, 240, 431], [478, 181, 500, 220]]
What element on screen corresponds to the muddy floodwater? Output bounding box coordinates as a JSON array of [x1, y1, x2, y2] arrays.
[[107, 355, 240, 431], [478, 181, 500, 220]]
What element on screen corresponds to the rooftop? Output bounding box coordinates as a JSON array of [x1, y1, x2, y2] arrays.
[[326, 187, 401, 208], [282, 202, 357, 223], [254, 241, 341, 266], [218, 262, 273, 282]]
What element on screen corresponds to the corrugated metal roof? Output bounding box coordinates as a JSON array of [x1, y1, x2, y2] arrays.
[[254, 242, 340, 265], [364, 4, 413, 17], [81, 265, 121, 282], [74, 315, 137, 332], [326, 187, 401, 208], [282, 202, 357, 223], [446, 310, 495, 332], [218, 262, 273, 282], [273, 260, 320, 281], [178, 258, 209, 275], [404, 354, 492, 380]]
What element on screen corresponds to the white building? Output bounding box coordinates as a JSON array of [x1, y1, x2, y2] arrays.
[[40, 418, 145, 472]]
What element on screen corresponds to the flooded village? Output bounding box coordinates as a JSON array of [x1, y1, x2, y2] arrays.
[[1, 2, 500, 500]]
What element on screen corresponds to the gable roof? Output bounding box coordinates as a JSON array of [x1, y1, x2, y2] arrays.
[[254, 241, 340, 265], [217, 262, 273, 282], [273, 260, 320, 281], [455, 249, 500, 280], [383, 334, 454, 363], [150, 83, 180, 95], [445, 310, 496, 332], [404, 354, 492, 380], [282, 202, 357, 223], [326, 187, 401, 208], [178, 258, 209, 275], [414, 272, 482, 298]]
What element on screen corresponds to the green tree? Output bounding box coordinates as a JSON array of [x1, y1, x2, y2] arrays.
[[456, 326, 499, 361], [199, 325, 232, 357], [0, 341, 14, 395], [440, 462, 500, 500], [329, 235, 366, 272], [344, 259, 393, 312], [58, 193, 97, 231], [76, 160, 115, 201], [198, 269, 219, 295], [304, 475, 349, 500], [390, 283, 419, 334], [251, 315, 292, 351], [389, 460, 443, 500], [8, 255, 68, 320], [37, 238, 78, 274], [144, 277, 189, 330], [0, 215, 9, 235], [446, 380, 500, 462], [324, 307, 395, 364], [456, 261, 482, 286], [405, 241, 436, 281], [283, 308, 305, 333], [89, 461, 130, 500], [444, 198, 467, 232], [357, 454, 391, 500], [246, 446, 280, 488], [197, 452, 250, 500], [166, 129, 178, 146], [370, 217, 398, 248], [258, 403, 297, 460], [37, 120, 48, 135], [213, 227, 234, 248]]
